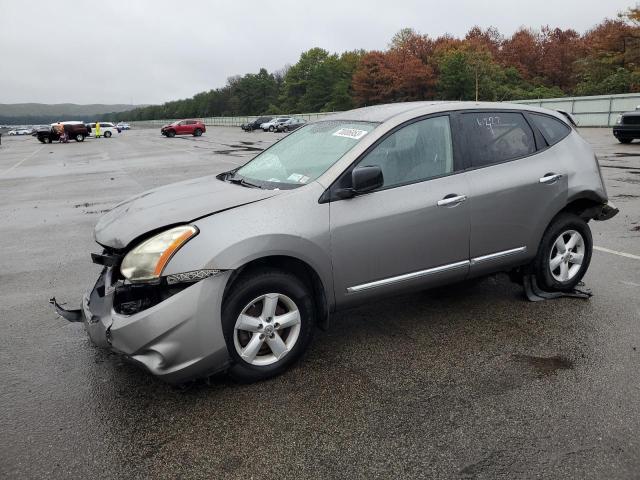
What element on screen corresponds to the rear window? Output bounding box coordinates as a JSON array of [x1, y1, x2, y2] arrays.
[[529, 113, 571, 146], [461, 112, 536, 168]]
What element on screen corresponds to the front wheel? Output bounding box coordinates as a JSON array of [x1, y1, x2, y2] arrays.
[[618, 138, 633, 144], [534, 213, 592, 292], [75, 133, 85, 142], [166, 130, 176, 138], [104, 131, 112, 138], [269, 126, 275, 132], [222, 269, 315, 382]]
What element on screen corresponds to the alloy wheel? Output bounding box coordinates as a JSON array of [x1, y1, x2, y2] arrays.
[[549, 229, 585, 282], [233, 293, 301, 366]]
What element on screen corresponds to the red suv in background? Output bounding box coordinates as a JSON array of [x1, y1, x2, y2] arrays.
[[161, 119, 206, 137]]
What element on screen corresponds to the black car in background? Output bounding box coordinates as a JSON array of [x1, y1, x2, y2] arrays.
[[36, 122, 88, 143], [241, 116, 273, 131], [613, 106, 640, 143], [275, 117, 306, 132]]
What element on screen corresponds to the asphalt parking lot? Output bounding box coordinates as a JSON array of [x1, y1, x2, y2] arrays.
[[1, 127, 639, 479]]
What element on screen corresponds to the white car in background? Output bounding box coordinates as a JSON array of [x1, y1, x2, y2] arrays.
[[87, 122, 119, 138], [261, 117, 291, 132], [8, 128, 31, 135], [116, 122, 131, 130]]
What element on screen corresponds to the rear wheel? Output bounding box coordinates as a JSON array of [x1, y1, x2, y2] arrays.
[[534, 213, 592, 291], [193, 128, 202, 137], [104, 131, 112, 138], [222, 269, 315, 382], [283, 126, 289, 132]]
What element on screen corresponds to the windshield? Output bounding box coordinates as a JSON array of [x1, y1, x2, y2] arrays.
[[234, 121, 376, 189]]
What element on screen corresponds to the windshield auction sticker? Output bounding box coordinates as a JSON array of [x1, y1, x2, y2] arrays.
[[333, 128, 368, 140]]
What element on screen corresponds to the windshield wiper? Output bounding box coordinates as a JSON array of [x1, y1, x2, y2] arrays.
[[227, 173, 263, 189]]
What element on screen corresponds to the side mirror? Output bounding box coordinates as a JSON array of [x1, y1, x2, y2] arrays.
[[352, 165, 383, 193], [335, 165, 384, 199]]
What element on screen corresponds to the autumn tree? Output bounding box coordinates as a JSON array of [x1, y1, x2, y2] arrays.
[[500, 28, 542, 80]]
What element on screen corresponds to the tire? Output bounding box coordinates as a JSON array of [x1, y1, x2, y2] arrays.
[[618, 138, 632, 144], [38, 137, 45, 144], [269, 126, 275, 132], [193, 128, 202, 137], [534, 213, 593, 292], [104, 131, 112, 138], [47, 137, 53, 144], [283, 126, 289, 132], [166, 130, 176, 138], [75, 133, 85, 142], [222, 269, 316, 382]]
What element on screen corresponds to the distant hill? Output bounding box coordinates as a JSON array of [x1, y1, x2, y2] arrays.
[[0, 103, 148, 125]]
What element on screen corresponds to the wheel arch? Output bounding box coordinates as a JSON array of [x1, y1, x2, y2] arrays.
[[223, 255, 330, 330]]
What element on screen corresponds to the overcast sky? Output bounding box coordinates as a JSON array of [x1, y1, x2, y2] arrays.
[[0, 0, 635, 105]]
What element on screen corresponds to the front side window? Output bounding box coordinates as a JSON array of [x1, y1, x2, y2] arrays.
[[235, 121, 376, 188], [529, 113, 571, 146], [358, 116, 454, 189], [461, 112, 535, 167]]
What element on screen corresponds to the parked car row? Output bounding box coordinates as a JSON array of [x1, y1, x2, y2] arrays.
[[240, 115, 307, 133]]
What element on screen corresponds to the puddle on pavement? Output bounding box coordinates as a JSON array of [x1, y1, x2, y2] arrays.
[[615, 152, 640, 157], [212, 143, 265, 157], [512, 354, 573, 377]]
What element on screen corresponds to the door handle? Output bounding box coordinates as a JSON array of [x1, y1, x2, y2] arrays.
[[539, 173, 562, 184], [437, 194, 467, 207]]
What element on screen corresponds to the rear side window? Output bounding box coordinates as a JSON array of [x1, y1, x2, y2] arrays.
[[529, 113, 571, 146], [461, 112, 536, 168]]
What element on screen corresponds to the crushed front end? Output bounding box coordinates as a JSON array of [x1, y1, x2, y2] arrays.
[[52, 248, 233, 385]]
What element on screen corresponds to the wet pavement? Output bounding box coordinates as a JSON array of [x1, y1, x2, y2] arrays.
[[1, 128, 639, 479]]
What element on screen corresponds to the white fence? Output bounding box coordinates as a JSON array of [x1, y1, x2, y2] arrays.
[[129, 93, 640, 129], [514, 93, 640, 127]]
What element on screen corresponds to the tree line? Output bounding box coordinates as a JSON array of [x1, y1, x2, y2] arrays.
[[115, 6, 640, 121]]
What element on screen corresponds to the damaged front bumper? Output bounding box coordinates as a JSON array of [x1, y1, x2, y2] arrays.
[[594, 201, 619, 221], [53, 267, 233, 385]]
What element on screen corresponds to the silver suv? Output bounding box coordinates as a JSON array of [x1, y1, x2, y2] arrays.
[[54, 102, 618, 384]]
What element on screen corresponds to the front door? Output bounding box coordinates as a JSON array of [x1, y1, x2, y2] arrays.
[[329, 115, 471, 307]]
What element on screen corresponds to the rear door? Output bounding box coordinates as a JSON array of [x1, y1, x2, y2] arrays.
[[458, 110, 568, 276], [329, 115, 471, 307]]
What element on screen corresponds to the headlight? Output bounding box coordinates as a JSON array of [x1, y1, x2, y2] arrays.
[[615, 115, 623, 125], [120, 225, 198, 282]]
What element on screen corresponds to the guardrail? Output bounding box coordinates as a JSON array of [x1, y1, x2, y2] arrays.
[[128, 93, 640, 129], [513, 93, 640, 127]]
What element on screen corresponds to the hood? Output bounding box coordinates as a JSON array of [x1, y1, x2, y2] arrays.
[[94, 175, 279, 249]]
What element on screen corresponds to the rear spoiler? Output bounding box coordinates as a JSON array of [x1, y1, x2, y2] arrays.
[[556, 109, 577, 127]]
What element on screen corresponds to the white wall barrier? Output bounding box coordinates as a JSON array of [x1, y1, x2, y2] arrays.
[[129, 93, 640, 129]]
